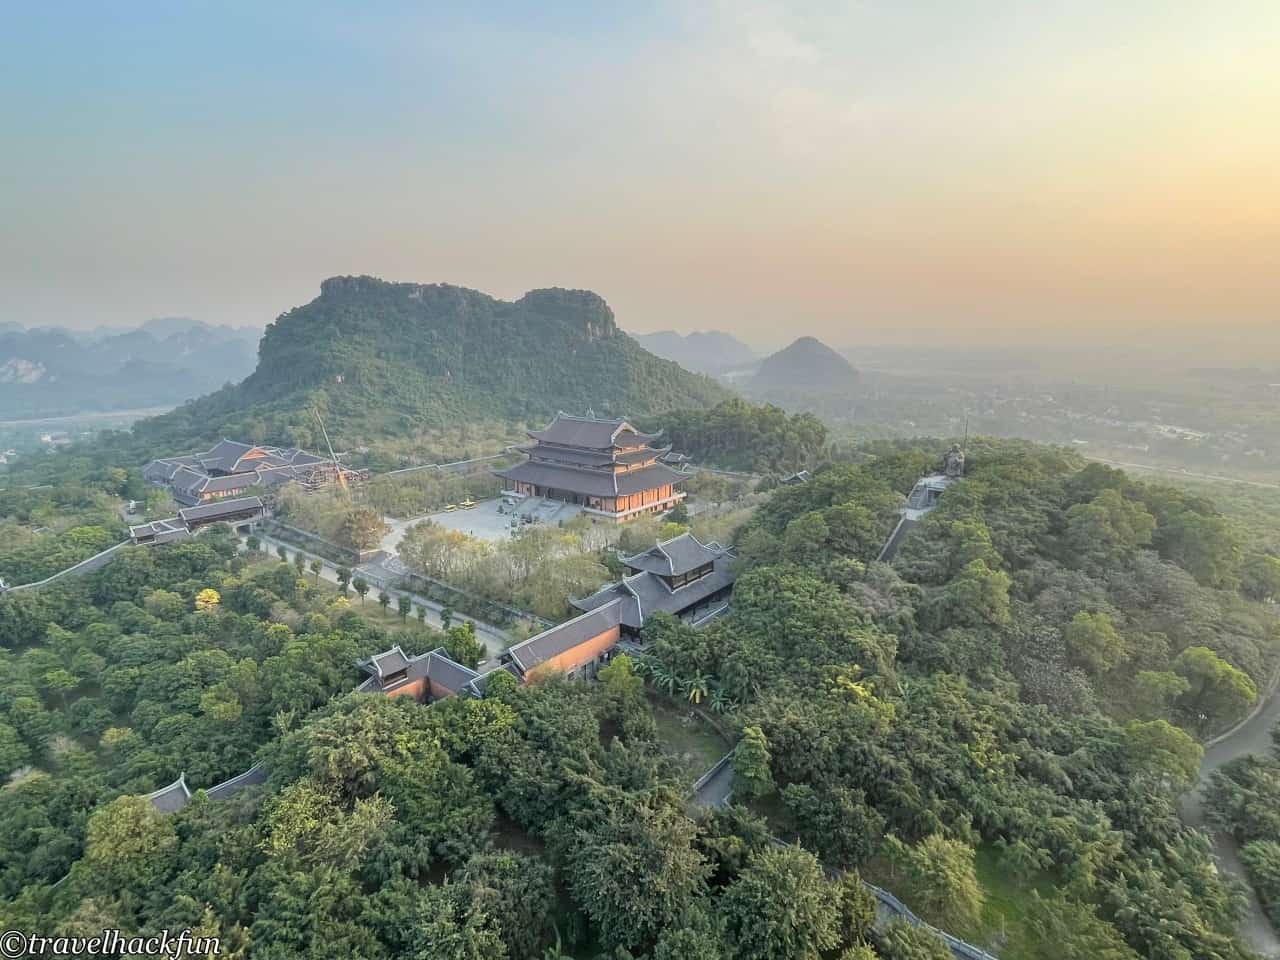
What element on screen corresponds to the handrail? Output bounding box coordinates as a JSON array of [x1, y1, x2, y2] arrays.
[[686, 751, 1001, 960]]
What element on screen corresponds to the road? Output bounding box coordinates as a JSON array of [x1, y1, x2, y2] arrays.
[[1084, 457, 1280, 492], [243, 530, 512, 660], [1182, 676, 1280, 959], [0, 405, 176, 427]]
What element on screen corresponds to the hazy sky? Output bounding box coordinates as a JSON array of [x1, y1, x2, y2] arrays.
[[2, 2, 1276, 348]]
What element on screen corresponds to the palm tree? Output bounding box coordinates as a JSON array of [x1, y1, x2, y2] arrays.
[[309, 558, 323, 581], [683, 673, 710, 705]]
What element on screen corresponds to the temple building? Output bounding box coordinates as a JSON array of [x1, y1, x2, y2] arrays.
[[143, 439, 358, 506], [128, 495, 265, 545], [501, 532, 737, 681], [356, 645, 518, 702], [494, 413, 687, 522]]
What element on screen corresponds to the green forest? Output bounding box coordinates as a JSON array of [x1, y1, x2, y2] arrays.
[[1, 436, 1278, 959]]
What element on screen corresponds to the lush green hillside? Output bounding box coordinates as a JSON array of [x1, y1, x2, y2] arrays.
[[134, 277, 732, 451]]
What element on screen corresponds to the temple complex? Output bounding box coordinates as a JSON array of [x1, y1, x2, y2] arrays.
[[502, 532, 736, 681], [144, 439, 361, 506], [494, 413, 687, 521], [356, 533, 737, 702]]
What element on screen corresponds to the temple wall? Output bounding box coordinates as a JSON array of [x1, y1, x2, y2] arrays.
[[527, 623, 621, 680], [384, 678, 427, 701], [428, 679, 460, 701]]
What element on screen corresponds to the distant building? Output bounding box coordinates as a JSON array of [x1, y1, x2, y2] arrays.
[[494, 413, 687, 522], [143, 439, 354, 506]]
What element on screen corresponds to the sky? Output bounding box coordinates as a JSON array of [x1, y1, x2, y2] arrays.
[[1, 1, 1277, 349]]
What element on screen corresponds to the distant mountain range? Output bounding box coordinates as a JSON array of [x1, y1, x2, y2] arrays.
[[0, 318, 260, 418], [750, 336, 857, 396], [135, 276, 732, 450], [630, 329, 757, 374]]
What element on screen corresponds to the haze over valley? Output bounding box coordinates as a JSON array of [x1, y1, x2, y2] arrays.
[[3, 4, 1280, 960]]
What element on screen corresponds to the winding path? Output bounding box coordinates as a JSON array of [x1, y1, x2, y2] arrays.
[[1182, 676, 1280, 959]]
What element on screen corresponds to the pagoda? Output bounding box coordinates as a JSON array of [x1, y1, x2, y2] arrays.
[[495, 413, 687, 521]]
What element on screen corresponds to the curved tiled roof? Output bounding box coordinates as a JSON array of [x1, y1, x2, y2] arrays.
[[495, 460, 685, 498], [623, 532, 723, 577], [527, 413, 661, 450], [145, 773, 192, 813], [507, 599, 624, 674]]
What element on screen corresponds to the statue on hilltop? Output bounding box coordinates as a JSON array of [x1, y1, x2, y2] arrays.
[[942, 444, 965, 479]]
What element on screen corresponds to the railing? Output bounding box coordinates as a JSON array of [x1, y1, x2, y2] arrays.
[[686, 751, 1001, 960], [688, 751, 734, 797], [863, 882, 1001, 960], [4, 541, 130, 592]]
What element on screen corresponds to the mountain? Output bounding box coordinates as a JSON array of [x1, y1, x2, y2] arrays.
[[630, 329, 757, 374], [0, 321, 260, 418], [135, 276, 733, 449], [750, 336, 856, 395]]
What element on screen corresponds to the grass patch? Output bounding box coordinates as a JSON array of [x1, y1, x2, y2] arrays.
[[857, 842, 1057, 957], [970, 843, 1058, 957], [648, 695, 731, 785]]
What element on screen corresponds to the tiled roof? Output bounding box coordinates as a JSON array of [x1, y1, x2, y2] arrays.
[[527, 413, 661, 450], [357, 645, 482, 696], [128, 518, 191, 544], [205, 763, 269, 800], [623, 532, 723, 577], [572, 555, 737, 625], [177, 496, 264, 524], [507, 599, 624, 673], [198, 439, 258, 473], [495, 460, 686, 498], [465, 663, 521, 697], [424, 652, 480, 693], [145, 774, 192, 813], [362, 645, 411, 679]]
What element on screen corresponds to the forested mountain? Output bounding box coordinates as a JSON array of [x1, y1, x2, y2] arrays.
[[631, 329, 757, 374], [750, 336, 857, 396], [134, 277, 732, 451], [0, 320, 259, 418]]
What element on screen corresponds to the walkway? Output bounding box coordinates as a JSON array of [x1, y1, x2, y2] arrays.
[[1182, 676, 1280, 959], [242, 530, 512, 661], [686, 754, 998, 960]]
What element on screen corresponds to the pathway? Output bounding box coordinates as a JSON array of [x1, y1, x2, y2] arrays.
[[242, 530, 512, 661], [1084, 457, 1280, 492], [686, 754, 998, 959], [1182, 676, 1280, 959]]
